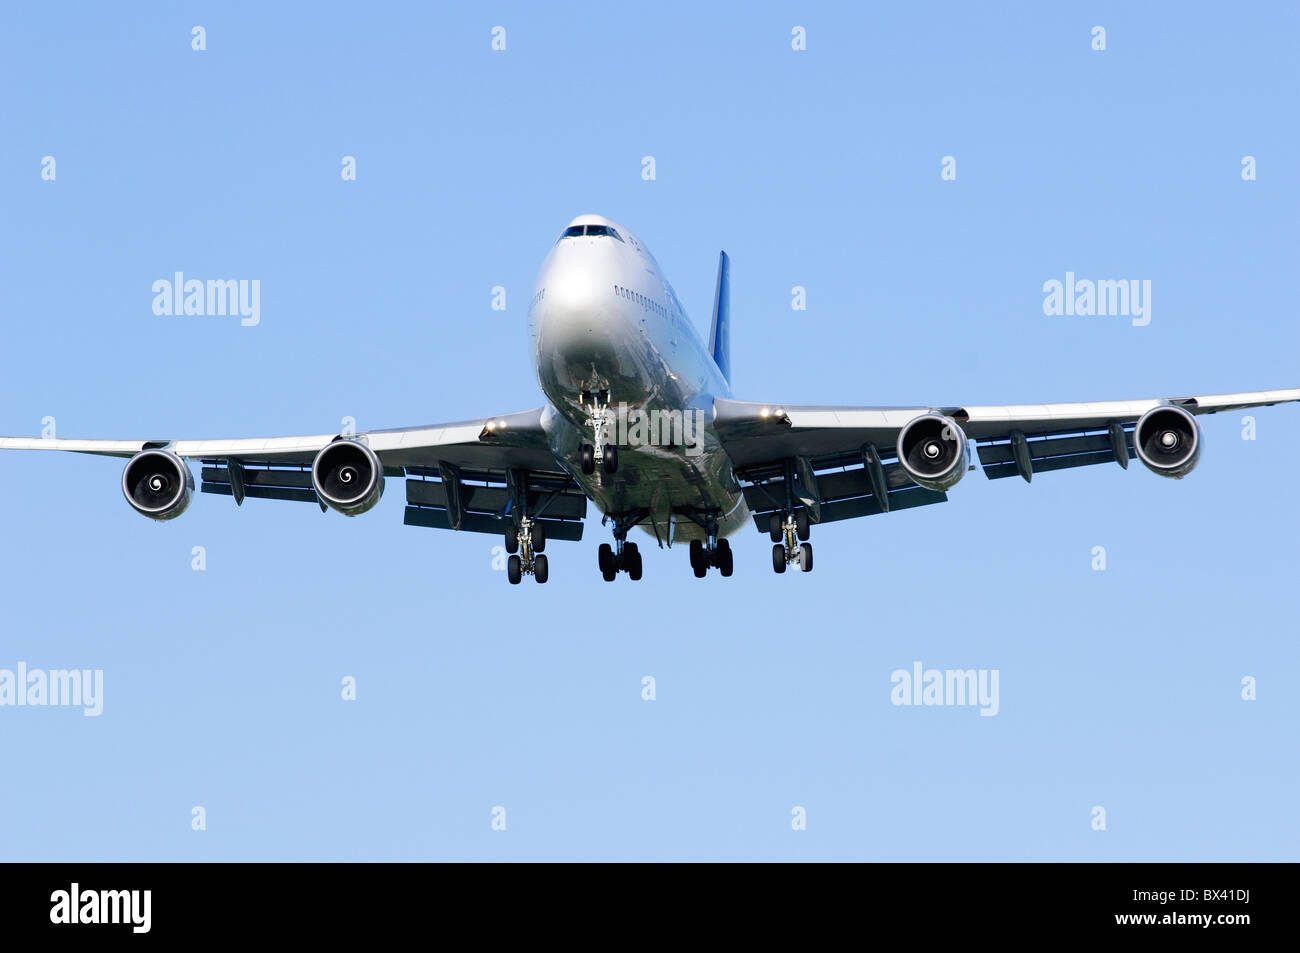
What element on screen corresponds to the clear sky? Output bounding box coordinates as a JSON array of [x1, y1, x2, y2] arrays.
[[1, 2, 1296, 860]]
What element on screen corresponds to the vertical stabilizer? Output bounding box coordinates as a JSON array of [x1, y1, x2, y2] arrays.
[[708, 251, 731, 383]]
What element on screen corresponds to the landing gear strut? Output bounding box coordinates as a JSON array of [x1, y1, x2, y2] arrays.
[[579, 389, 617, 475], [768, 509, 812, 574], [598, 510, 645, 581]]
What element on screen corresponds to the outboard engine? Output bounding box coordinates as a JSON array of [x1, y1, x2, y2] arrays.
[[1134, 405, 1200, 478], [897, 414, 970, 492], [122, 449, 193, 521], [311, 439, 385, 516]]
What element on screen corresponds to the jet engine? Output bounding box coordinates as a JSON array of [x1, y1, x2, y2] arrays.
[[312, 439, 385, 516], [1134, 405, 1200, 478], [122, 449, 194, 521], [897, 413, 970, 492]]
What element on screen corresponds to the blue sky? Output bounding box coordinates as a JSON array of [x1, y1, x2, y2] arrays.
[[1, 1, 1297, 860]]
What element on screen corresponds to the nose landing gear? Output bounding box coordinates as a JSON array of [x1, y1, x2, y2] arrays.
[[579, 389, 617, 475]]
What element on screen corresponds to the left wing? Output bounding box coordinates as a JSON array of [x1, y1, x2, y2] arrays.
[[0, 407, 588, 539], [714, 389, 1300, 531]]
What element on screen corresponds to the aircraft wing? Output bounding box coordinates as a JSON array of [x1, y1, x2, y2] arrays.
[[0, 407, 587, 540], [714, 389, 1300, 531]]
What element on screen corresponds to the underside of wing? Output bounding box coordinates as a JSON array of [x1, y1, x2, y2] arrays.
[[714, 387, 1300, 531], [0, 407, 586, 541]]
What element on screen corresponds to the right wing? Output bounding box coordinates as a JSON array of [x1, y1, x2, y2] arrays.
[[714, 388, 1300, 531]]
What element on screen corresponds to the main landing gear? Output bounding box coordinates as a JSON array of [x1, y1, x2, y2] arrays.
[[579, 389, 617, 475], [768, 509, 813, 574], [505, 516, 548, 585], [598, 510, 645, 581], [679, 512, 733, 578]]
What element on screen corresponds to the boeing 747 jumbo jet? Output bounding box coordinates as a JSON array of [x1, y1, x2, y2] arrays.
[[3, 214, 1298, 584]]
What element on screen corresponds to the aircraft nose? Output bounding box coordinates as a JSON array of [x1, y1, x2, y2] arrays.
[[536, 253, 621, 371]]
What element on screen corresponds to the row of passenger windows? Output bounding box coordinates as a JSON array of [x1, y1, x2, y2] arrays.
[[614, 284, 670, 319], [558, 224, 624, 242]]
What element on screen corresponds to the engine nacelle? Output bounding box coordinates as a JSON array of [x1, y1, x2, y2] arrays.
[[897, 413, 970, 492], [1134, 405, 1201, 478], [122, 449, 194, 521], [312, 439, 385, 516]]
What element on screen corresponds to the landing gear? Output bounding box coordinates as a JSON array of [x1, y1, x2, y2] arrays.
[[597, 511, 645, 581], [580, 389, 617, 475], [505, 516, 549, 585], [771, 508, 814, 573], [690, 539, 707, 578], [599, 539, 640, 580], [683, 512, 733, 577]]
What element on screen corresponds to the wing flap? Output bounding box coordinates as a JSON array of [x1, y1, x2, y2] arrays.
[[402, 508, 585, 541], [976, 428, 1135, 480]]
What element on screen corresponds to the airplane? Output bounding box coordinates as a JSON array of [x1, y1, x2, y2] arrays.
[[3, 212, 1298, 585]]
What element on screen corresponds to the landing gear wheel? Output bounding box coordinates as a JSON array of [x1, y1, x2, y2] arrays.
[[772, 543, 786, 574], [626, 543, 642, 581], [796, 509, 811, 542], [507, 554, 522, 585], [798, 543, 813, 572], [598, 543, 613, 576], [602, 444, 618, 474], [717, 539, 733, 577], [580, 443, 595, 475], [533, 553, 548, 584], [689, 539, 706, 577], [768, 513, 783, 543], [532, 521, 546, 553], [504, 525, 518, 554]]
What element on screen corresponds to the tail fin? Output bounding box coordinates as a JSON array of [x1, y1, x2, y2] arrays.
[[708, 251, 731, 384]]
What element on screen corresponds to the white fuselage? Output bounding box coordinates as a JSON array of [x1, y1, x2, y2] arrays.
[[528, 215, 748, 542]]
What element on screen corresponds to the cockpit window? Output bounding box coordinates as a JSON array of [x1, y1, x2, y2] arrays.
[[557, 224, 625, 243]]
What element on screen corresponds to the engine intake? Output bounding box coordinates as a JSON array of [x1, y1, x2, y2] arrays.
[[897, 414, 970, 492], [1134, 405, 1200, 478], [312, 439, 384, 516], [122, 449, 193, 521]]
